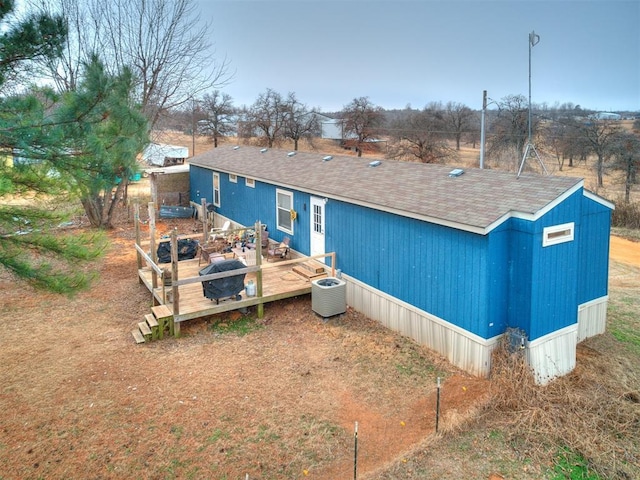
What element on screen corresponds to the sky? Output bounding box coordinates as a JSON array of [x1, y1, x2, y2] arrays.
[[197, 0, 639, 113]]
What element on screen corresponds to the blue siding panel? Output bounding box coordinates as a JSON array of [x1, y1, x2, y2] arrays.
[[507, 218, 534, 334], [486, 222, 511, 338], [190, 165, 213, 205], [326, 201, 492, 338], [577, 196, 611, 304], [190, 168, 311, 254], [507, 192, 585, 341]]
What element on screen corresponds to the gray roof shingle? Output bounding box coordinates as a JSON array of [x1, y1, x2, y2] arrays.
[[189, 146, 584, 233]]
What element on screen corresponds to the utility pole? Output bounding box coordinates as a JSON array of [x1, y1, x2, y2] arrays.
[[191, 97, 196, 157], [518, 30, 548, 177], [480, 90, 487, 169]]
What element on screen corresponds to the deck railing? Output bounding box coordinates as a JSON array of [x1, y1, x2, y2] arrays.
[[134, 201, 336, 332]]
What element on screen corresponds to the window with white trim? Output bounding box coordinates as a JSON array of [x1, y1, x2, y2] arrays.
[[212, 172, 220, 207], [543, 222, 574, 247], [229, 174, 237, 183], [246, 178, 255, 188], [276, 189, 293, 234]]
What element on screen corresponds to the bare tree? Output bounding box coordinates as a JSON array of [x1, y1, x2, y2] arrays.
[[26, 0, 98, 92], [246, 88, 290, 148], [387, 108, 453, 163], [341, 97, 384, 157], [438, 101, 475, 150], [200, 90, 236, 148], [282, 93, 318, 150], [29, 0, 232, 130], [610, 131, 640, 203], [487, 94, 533, 170], [465, 111, 481, 149], [579, 118, 621, 187]]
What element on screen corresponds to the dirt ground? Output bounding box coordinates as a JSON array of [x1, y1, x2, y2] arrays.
[[0, 210, 494, 479], [1, 134, 639, 479]]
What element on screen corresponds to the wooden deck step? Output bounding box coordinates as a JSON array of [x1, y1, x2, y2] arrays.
[[151, 304, 173, 340], [138, 321, 152, 338], [131, 329, 146, 344], [292, 266, 328, 281], [145, 313, 159, 328], [151, 304, 173, 321], [301, 262, 326, 274], [144, 313, 159, 340]]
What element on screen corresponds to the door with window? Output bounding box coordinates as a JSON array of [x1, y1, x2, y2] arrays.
[[310, 196, 325, 262]]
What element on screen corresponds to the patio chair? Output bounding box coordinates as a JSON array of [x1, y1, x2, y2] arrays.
[[210, 220, 231, 237], [267, 236, 290, 261], [247, 229, 269, 251]]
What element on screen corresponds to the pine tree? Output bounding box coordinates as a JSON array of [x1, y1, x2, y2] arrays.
[[54, 56, 149, 228], [0, 2, 147, 294]]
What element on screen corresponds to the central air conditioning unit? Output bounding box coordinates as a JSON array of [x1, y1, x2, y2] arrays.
[[311, 277, 346, 319]]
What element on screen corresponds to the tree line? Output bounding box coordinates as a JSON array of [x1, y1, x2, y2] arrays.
[[185, 89, 638, 203]]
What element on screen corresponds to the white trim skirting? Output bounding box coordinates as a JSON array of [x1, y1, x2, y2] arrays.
[[344, 275, 500, 378], [526, 324, 578, 385], [577, 296, 608, 342], [344, 276, 609, 385]]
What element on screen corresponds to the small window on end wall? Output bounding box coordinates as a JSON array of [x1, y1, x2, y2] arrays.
[[543, 222, 574, 247], [229, 174, 237, 183], [246, 178, 255, 188]]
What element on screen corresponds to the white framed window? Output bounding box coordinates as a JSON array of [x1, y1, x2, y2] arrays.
[[212, 172, 220, 207], [543, 222, 574, 247], [276, 188, 293, 234], [229, 174, 237, 183], [246, 178, 255, 188]]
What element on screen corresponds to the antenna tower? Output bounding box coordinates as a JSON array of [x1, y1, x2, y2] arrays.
[[518, 30, 548, 177]]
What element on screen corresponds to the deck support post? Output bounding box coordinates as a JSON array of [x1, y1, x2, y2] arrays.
[[134, 202, 143, 284], [201, 198, 209, 242], [148, 202, 158, 305], [255, 221, 265, 319], [170, 229, 180, 337]]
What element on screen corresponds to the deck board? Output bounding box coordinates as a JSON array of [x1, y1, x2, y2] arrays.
[[138, 257, 322, 322]]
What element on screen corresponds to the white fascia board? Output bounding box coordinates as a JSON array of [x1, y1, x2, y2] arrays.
[[483, 181, 585, 234], [584, 190, 615, 210]]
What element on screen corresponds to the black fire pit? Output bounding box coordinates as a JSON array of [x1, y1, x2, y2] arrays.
[[199, 259, 246, 304]]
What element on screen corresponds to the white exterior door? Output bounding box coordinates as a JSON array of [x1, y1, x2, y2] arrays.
[[310, 196, 325, 262]]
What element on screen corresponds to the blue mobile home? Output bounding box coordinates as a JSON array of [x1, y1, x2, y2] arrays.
[[190, 147, 613, 384]]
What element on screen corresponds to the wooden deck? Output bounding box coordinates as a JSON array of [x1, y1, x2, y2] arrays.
[[132, 207, 335, 332], [137, 255, 331, 323]]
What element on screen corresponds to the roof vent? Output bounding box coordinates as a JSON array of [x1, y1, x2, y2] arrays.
[[260, 148, 268, 153], [233, 146, 240, 150], [368, 160, 382, 167], [323, 155, 333, 161], [448, 168, 464, 177], [287, 151, 296, 157]]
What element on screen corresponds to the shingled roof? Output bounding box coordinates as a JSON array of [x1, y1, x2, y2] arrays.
[[189, 146, 584, 234]]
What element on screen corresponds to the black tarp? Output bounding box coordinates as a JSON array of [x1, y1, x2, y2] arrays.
[[156, 238, 199, 263], [199, 259, 246, 304]]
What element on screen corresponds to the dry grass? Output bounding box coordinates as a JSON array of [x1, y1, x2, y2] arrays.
[[487, 336, 640, 479]]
